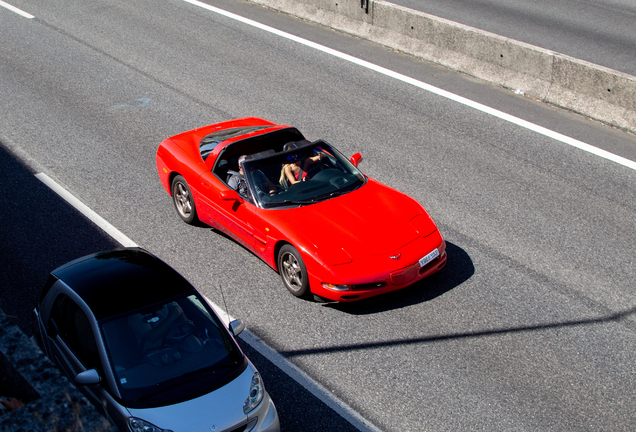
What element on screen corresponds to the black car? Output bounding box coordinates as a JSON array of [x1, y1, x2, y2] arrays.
[[32, 248, 280, 432]]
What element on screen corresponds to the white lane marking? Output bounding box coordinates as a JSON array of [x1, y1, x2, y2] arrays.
[[35, 173, 137, 247], [205, 299, 382, 432], [182, 0, 636, 172], [0, 0, 34, 18], [35, 171, 381, 432], [240, 329, 384, 432]]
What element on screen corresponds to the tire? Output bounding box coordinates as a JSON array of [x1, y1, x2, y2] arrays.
[[278, 244, 310, 298], [171, 175, 198, 224]]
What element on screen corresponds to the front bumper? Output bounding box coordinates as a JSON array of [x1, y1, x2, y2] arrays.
[[251, 392, 280, 432], [309, 231, 447, 302]]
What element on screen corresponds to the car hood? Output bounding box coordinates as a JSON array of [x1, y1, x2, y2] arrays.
[[275, 179, 437, 262], [126, 366, 254, 432]]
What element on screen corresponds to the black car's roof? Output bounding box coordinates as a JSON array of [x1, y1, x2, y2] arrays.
[[51, 248, 195, 320]]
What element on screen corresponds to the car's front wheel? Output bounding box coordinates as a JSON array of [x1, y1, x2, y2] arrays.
[[171, 175, 198, 224], [278, 245, 310, 298]]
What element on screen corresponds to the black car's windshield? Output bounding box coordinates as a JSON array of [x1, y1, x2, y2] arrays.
[[242, 141, 365, 208], [100, 293, 243, 406]]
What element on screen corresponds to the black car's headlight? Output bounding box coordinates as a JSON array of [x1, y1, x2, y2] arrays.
[[129, 417, 173, 432], [243, 371, 264, 414]]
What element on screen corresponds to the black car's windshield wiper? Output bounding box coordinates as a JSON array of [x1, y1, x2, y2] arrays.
[[135, 362, 237, 402], [180, 362, 236, 380]]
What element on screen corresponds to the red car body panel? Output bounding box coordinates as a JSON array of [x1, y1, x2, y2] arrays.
[[157, 118, 446, 302]]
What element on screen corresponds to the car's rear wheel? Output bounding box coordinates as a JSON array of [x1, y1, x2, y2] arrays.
[[278, 245, 310, 298], [171, 175, 198, 224]]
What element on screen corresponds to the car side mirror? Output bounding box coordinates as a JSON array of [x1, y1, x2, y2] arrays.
[[74, 369, 101, 386], [350, 153, 363, 167], [220, 190, 244, 203], [229, 319, 246, 336]]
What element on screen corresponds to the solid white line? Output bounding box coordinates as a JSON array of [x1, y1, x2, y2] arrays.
[[0, 0, 34, 18], [205, 300, 382, 431], [35, 173, 138, 247], [182, 0, 636, 172], [35, 171, 379, 431], [239, 330, 384, 432]]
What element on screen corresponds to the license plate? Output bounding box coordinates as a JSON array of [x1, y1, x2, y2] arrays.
[[419, 249, 439, 268]]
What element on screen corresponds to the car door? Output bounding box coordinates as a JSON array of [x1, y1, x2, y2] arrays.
[[45, 294, 119, 425], [197, 170, 256, 250]]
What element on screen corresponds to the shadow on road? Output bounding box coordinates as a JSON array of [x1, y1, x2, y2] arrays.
[[0, 143, 120, 332], [278, 306, 636, 358]]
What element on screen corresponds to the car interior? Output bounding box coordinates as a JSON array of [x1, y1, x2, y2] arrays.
[[209, 127, 306, 188], [100, 294, 240, 395]]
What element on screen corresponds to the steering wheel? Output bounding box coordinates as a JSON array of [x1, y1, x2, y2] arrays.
[[270, 185, 284, 195], [306, 162, 326, 179], [163, 321, 195, 345]]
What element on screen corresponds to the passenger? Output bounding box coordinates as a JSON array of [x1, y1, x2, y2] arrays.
[[279, 163, 291, 187], [281, 152, 325, 186]]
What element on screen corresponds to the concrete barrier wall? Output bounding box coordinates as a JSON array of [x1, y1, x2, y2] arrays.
[[250, 0, 636, 133]]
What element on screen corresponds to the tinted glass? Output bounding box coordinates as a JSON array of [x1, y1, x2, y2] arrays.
[[242, 141, 365, 208], [200, 125, 270, 161], [100, 293, 243, 405], [50, 294, 100, 370]]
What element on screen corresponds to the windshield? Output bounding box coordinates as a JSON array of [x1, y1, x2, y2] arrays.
[[100, 293, 243, 406], [241, 141, 365, 208]]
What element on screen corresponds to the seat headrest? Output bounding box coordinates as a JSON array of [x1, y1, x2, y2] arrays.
[[217, 159, 228, 169], [243, 149, 276, 162], [282, 140, 311, 151]]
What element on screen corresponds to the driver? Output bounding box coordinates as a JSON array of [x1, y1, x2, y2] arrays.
[[228, 155, 277, 198]]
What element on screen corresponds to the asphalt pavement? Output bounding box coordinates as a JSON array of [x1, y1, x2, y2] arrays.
[[1, 0, 636, 431]]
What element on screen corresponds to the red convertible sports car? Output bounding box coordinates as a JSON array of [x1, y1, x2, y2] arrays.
[[156, 117, 446, 302]]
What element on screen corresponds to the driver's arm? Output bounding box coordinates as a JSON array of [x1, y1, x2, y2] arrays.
[[306, 152, 324, 164], [265, 178, 277, 194]]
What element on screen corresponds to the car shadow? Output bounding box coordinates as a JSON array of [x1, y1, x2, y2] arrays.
[[325, 241, 474, 315], [199, 223, 474, 315], [277, 305, 636, 359]]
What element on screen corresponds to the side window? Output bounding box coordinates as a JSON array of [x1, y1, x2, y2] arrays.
[[50, 294, 100, 371]]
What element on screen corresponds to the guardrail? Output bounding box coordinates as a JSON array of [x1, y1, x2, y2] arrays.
[[250, 0, 636, 133]]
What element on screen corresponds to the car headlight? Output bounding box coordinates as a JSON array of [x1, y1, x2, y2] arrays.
[[243, 371, 264, 414], [321, 283, 350, 291], [410, 213, 436, 237], [129, 417, 173, 432]]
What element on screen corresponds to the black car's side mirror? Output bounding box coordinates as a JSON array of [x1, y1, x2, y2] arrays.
[[74, 369, 101, 386], [229, 319, 246, 336]]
